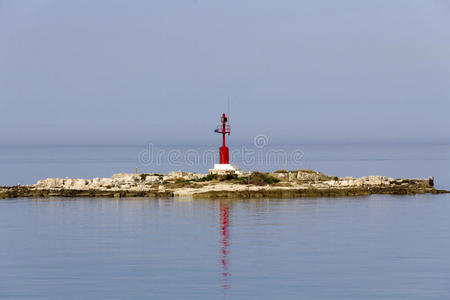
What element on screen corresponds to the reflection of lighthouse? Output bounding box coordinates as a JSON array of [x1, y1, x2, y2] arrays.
[[211, 113, 242, 174], [219, 201, 230, 292]]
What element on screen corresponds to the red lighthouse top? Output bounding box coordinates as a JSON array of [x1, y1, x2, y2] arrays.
[[214, 113, 230, 164]]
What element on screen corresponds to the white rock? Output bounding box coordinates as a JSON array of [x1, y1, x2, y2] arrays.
[[72, 179, 88, 189], [167, 171, 184, 179], [289, 172, 296, 181], [145, 175, 160, 184], [273, 173, 288, 180], [37, 178, 64, 188]]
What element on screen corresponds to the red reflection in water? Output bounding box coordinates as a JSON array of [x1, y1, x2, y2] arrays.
[[219, 201, 230, 292]]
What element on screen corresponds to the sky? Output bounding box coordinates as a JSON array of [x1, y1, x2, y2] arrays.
[[0, 0, 449, 146]]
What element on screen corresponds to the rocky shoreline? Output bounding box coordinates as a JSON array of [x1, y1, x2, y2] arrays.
[[1, 169, 448, 199]]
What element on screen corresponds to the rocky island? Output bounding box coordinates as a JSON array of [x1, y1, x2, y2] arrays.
[[0, 169, 447, 199]]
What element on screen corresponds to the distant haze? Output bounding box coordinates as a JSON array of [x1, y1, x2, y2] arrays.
[[1, 0, 449, 146]]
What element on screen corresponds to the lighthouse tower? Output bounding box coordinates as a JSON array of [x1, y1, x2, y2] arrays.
[[209, 113, 242, 175], [216, 113, 230, 164]]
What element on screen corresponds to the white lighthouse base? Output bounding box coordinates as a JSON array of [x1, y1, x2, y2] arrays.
[[209, 164, 243, 176]]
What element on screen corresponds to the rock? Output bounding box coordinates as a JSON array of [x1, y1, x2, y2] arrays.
[[289, 172, 296, 181], [72, 179, 88, 189], [35, 178, 64, 189], [35, 179, 50, 188], [368, 176, 383, 185], [167, 171, 184, 179], [189, 173, 209, 180], [271, 173, 288, 180], [63, 179, 88, 189], [296, 170, 332, 181], [145, 175, 160, 184], [91, 178, 102, 185], [99, 178, 113, 187], [111, 173, 138, 183], [166, 171, 209, 181], [18, 170, 443, 199]]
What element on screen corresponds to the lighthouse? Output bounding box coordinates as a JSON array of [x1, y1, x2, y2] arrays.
[[210, 113, 242, 175], [215, 113, 230, 164]]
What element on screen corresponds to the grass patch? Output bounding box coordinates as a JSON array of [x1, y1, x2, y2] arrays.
[[219, 174, 238, 181], [192, 174, 218, 182], [139, 173, 149, 181], [239, 172, 280, 186], [296, 169, 316, 174]]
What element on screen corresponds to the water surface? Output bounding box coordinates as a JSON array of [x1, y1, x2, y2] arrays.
[[1, 195, 450, 299], [0, 144, 449, 299]]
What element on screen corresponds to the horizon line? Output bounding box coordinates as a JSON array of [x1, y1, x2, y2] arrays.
[[1, 139, 450, 148]]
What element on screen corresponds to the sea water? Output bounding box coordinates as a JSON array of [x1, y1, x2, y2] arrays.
[[0, 144, 449, 299]]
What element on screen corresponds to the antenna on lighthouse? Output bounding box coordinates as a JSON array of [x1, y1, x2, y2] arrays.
[[227, 97, 231, 127]]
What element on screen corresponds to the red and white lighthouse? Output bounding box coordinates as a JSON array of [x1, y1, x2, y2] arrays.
[[215, 113, 231, 164], [210, 113, 242, 174]]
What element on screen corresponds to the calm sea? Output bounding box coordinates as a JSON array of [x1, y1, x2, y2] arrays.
[[0, 144, 449, 299]]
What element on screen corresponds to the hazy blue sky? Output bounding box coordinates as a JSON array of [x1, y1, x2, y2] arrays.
[[1, 0, 449, 145]]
